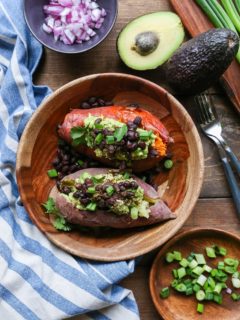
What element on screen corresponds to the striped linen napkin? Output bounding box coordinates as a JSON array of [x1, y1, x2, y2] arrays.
[[0, 1, 140, 319]]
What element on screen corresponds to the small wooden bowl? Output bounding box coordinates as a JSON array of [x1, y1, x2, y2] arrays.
[[16, 73, 204, 261], [150, 228, 240, 320]]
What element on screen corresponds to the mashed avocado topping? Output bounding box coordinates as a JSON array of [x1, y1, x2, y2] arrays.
[[59, 171, 153, 219], [70, 115, 158, 161]]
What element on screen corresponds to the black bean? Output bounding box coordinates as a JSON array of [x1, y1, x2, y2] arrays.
[[127, 131, 137, 141], [127, 121, 134, 128], [80, 198, 91, 205], [138, 141, 146, 149], [106, 198, 115, 206], [75, 183, 83, 190], [95, 118, 102, 124], [52, 158, 60, 166], [85, 178, 93, 186], [62, 160, 69, 166], [130, 181, 138, 189], [127, 141, 134, 150], [131, 142, 138, 151], [119, 185, 125, 191], [73, 191, 82, 198], [91, 102, 99, 107], [88, 97, 97, 104], [126, 191, 134, 198], [133, 116, 142, 126], [62, 186, 71, 194], [105, 101, 113, 106], [97, 98, 105, 106], [150, 149, 158, 157], [70, 165, 78, 172], [62, 165, 69, 173], [121, 191, 128, 198], [81, 102, 91, 109], [98, 199, 106, 208], [56, 181, 61, 191], [58, 173, 64, 180], [108, 145, 116, 154]]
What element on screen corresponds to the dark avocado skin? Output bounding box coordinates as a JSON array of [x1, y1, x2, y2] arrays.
[[165, 28, 239, 94]]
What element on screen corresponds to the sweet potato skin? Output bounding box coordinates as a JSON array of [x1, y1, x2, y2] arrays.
[[50, 168, 175, 229], [58, 106, 171, 172]]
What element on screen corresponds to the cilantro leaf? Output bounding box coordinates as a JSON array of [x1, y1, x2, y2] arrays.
[[53, 216, 72, 231], [42, 197, 71, 232], [114, 124, 128, 142], [42, 197, 57, 214], [71, 127, 86, 146]]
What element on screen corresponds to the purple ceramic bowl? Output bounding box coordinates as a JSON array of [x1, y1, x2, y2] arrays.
[[24, 0, 118, 54]]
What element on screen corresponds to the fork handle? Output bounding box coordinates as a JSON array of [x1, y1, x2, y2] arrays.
[[224, 146, 240, 177], [220, 151, 240, 218]]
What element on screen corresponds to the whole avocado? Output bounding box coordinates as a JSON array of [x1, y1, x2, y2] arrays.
[[165, 28, 239, 94]]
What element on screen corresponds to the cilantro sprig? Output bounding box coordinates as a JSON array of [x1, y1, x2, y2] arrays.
[[70, 126, 86, 146], [42, 197, 71, 232]]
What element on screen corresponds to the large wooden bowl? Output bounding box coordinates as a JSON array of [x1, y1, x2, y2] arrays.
[[16, 73, 204, 261]]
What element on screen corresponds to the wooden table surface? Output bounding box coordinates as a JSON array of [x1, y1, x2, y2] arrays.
[[34, 0, 240, 319]]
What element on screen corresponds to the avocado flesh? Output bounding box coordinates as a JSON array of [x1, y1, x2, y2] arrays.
[[117, 12, 185, 71]]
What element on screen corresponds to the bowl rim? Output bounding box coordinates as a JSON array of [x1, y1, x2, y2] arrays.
[[16, 72, 204, 261], [149, 227, 240, 319], [23, 0, 118, 54]]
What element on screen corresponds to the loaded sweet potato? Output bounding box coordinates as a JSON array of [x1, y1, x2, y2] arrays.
[[58, 106, 172, 172], [46, 168, 175, 229]]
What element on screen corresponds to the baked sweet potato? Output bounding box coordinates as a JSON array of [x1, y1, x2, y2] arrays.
[[58, 106, 172, 172], [49, 168, 175, 229]]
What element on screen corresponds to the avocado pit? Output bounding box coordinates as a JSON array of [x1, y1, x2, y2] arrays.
[[132, 31, 160, 56]]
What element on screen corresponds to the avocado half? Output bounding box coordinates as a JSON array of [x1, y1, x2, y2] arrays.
[[117, 12, 185, 71]]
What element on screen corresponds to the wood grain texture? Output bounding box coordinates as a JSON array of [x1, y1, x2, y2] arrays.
[[170, 0, 240, 114], [16, 73, 204, 261], [150, 228, 240, 320]]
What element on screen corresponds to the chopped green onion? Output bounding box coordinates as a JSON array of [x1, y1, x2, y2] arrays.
[[205, 292, 214, 301], [173, 251, 182, 261], [180, 258, 189, 268], [130, 207, 138, 220], [196, 290, 205, 301], [195, 254, 206, 265], [139, 130, 152, 141], [77, 159, 84, 167], [197, 274, 207, 287], [106, 185, 115, 196], [47, 169, 58, 178], [214, 283, 223, 294], [106, 135, 115, 144], [176, 283, 186, 292], [221, 0, 240, 33], [160, 287, 170, 299], [186, 287, 193, 295], [232, 277, 240, 288], [203, 265, 212, 273], [218, 261, 225, 270], [87, 187, 95, 194], [192, 266, 204, 276], [231, 293, 240, 301], [172, 269, 178, 278], [164, 159, 173, 170], [218, 246, 227, 256], [197, 303, 204, 314], [232, 271, 240, 278], [225, 266, 237, 274], [206, 247, 216, 258], [123, 172, 130, 180], [224, 258, 237, 266], [189, 259, 198, 269], [85, 202, 97, 211], [177, 267, 187, 279], [207, 277, 216, 289], [213, 293, 223, 304], [171, 279, 179, 288], [95, 133, 104, 144], [193, 283, 201, 292], [166, 252, 174, 263]]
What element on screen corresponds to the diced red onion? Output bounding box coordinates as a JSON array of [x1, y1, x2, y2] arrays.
[[226, 288, 232, 294], [42, 0, 106, 45]]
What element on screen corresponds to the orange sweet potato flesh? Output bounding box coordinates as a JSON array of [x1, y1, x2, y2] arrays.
[[58, 106, 171, 172]]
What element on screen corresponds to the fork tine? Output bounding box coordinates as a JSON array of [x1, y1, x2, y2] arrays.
[[201, 94, 215, 122], [194, 95, 206, 124]]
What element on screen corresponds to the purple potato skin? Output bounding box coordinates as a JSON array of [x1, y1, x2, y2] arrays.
[[50, 168, 175, 229]]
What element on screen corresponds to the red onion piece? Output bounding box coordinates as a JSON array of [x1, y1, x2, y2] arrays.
[[42, 0, 106, 45]]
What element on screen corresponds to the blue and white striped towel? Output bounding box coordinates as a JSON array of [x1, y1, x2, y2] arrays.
[[0, 1, 140, 319]]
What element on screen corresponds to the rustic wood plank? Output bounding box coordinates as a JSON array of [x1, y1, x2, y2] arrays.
[[180, 95, 240, 198]]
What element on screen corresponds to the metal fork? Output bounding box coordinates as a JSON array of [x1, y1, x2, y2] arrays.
[[195, 93, 240, 217]]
